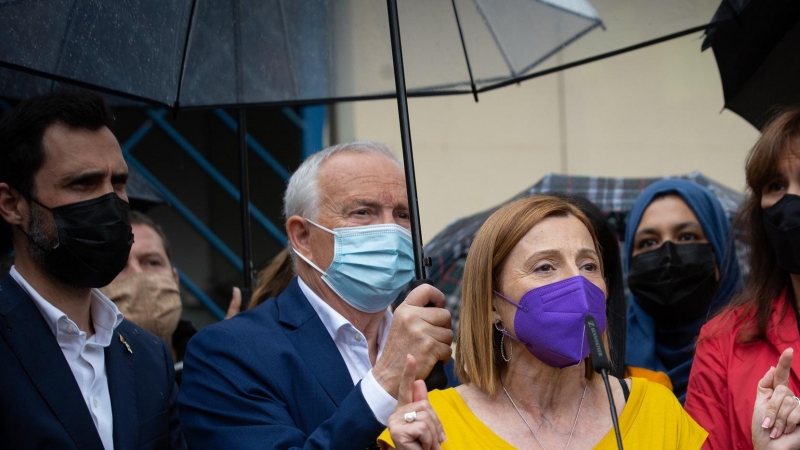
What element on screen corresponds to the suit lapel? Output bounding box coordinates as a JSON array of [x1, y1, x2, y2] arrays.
[[106, 328, 138, 450], [0, 275, 104, 450], [277, 278, 355, 406]]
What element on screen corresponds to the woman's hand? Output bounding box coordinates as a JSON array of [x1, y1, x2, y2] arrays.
[[753, 348, 800, 449], [386, 355, 446, 450]]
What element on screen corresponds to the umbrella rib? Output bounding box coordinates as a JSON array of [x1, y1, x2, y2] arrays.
[[538, 1, 600, 23], [233, 0, 244, 103], [278, 0, 300, 99], [451, 0, 479, 102], [0, 60, 169, 108], [160, 7, 710, 118], [515, 20, 603, 78], [471, 0, 517, 78], [478, 22, 721, 95], [171, 86, 474, 110], [49, 0, 81, 93], [175, 0, 199, 108]]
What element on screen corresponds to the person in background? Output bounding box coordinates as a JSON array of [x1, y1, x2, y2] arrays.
[[179, 141, 453, 449], [624, 178, 742, 403], [101, 211, 240, 381], [247, 248, 294, 310], [686, 108, 800, 449], [0, 90, 184, 449], [380, 195, 707, 449]]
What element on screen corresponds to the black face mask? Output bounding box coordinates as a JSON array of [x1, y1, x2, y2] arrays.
[[627, 242, 719, 324], [24, 192, 133, 288], [763, 194, 800, 274]]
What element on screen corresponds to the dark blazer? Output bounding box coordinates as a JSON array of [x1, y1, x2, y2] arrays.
[[0, 274, 185, 450], [179, 277, 385, 450]]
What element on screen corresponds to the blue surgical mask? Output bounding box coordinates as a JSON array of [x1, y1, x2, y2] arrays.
[[293, 219, 415, 313]]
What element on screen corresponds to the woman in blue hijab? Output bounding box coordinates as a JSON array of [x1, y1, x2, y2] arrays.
[[625, 179, 742, 403]]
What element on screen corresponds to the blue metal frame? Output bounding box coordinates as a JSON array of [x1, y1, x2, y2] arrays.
[[125, 106, 325, 319], [178, 268, 226, 320], [146, 109, 288, 246], [120, 112, 244, 270], [213, 109, 291, 181], [302, 106, 326, 157]]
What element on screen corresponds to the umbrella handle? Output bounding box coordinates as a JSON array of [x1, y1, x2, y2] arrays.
[[395, 278, 449, 391]]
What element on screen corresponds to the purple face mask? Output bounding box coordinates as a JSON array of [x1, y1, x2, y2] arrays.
[[494, 275, 606, 369]]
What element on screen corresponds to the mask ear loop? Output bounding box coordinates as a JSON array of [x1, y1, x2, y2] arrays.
[[292, 247, 326, 276], [493, 290, 521, 363], [291, 218, 335, 276], [305, 218, 335, 235], [495, 321, 512, 362]]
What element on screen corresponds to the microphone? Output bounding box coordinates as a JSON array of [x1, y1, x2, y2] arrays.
[[585, 314, 624, 450]]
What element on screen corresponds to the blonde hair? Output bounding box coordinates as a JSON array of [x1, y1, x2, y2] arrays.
[[455, 195, 604, 394]]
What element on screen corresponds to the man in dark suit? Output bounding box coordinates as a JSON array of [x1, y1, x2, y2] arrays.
[[0, 90, 185, 450], [179, 141, 453, 449]]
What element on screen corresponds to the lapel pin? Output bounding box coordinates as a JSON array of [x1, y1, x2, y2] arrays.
[[119, 334, 132, 354]]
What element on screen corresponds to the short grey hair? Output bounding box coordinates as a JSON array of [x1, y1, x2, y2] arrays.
[[283, 140, 402, 223]]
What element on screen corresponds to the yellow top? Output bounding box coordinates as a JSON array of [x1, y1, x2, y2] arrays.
[[378, 377, 706, 449], [626, 366, 673, 391]]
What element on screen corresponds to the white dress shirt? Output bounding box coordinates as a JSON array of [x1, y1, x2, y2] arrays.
[[298, 277, 398, 425], [11, 266, 123, 450]]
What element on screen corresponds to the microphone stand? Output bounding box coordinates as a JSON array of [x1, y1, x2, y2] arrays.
[[600, 367, 623, 449], [585, 315, 624, 450]]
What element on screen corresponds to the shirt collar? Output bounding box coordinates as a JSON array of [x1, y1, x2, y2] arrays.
[[10, 266, 124, 346], [298, 276, 392, 347]]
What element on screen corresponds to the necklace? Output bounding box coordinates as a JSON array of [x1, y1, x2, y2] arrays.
[[502, 383, 587, 450]]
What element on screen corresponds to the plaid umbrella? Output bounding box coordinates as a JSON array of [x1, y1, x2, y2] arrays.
[[426, 171, 746, 335]]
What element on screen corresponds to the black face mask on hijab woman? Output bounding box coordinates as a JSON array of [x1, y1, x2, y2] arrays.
[[763, 194, 800, 274], [627, 241, 719, 324], [23, 192, 134, 288]]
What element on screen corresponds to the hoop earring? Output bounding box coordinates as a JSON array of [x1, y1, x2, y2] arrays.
[[495, 321, 512, 362]]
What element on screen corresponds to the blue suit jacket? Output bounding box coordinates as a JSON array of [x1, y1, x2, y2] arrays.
[[0, 274, 185, 450], [179, 277, 385, 449]]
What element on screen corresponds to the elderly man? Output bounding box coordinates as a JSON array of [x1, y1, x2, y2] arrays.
[[179, 141, 453, 449], [0, 90, 185, 450]]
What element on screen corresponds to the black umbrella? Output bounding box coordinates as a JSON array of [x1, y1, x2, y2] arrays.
[[704, 0, 800, 129]]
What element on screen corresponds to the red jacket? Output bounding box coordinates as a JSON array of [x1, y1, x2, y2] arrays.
[[685, 292, 800, 450]]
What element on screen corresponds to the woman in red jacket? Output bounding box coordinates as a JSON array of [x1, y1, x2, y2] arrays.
[[685, 108, 800, 449]]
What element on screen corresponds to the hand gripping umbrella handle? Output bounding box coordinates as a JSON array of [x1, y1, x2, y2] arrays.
[[396, 278, 449, 391]]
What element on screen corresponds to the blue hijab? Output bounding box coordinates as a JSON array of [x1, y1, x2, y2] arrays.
[[624, 179, 742, 403]]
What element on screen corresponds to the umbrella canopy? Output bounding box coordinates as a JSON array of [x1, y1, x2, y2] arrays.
[[426, 171, 746, 333], [0, 0, 601, 107], [1, 0, 723, 109], [704, 0, 800, 129]]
